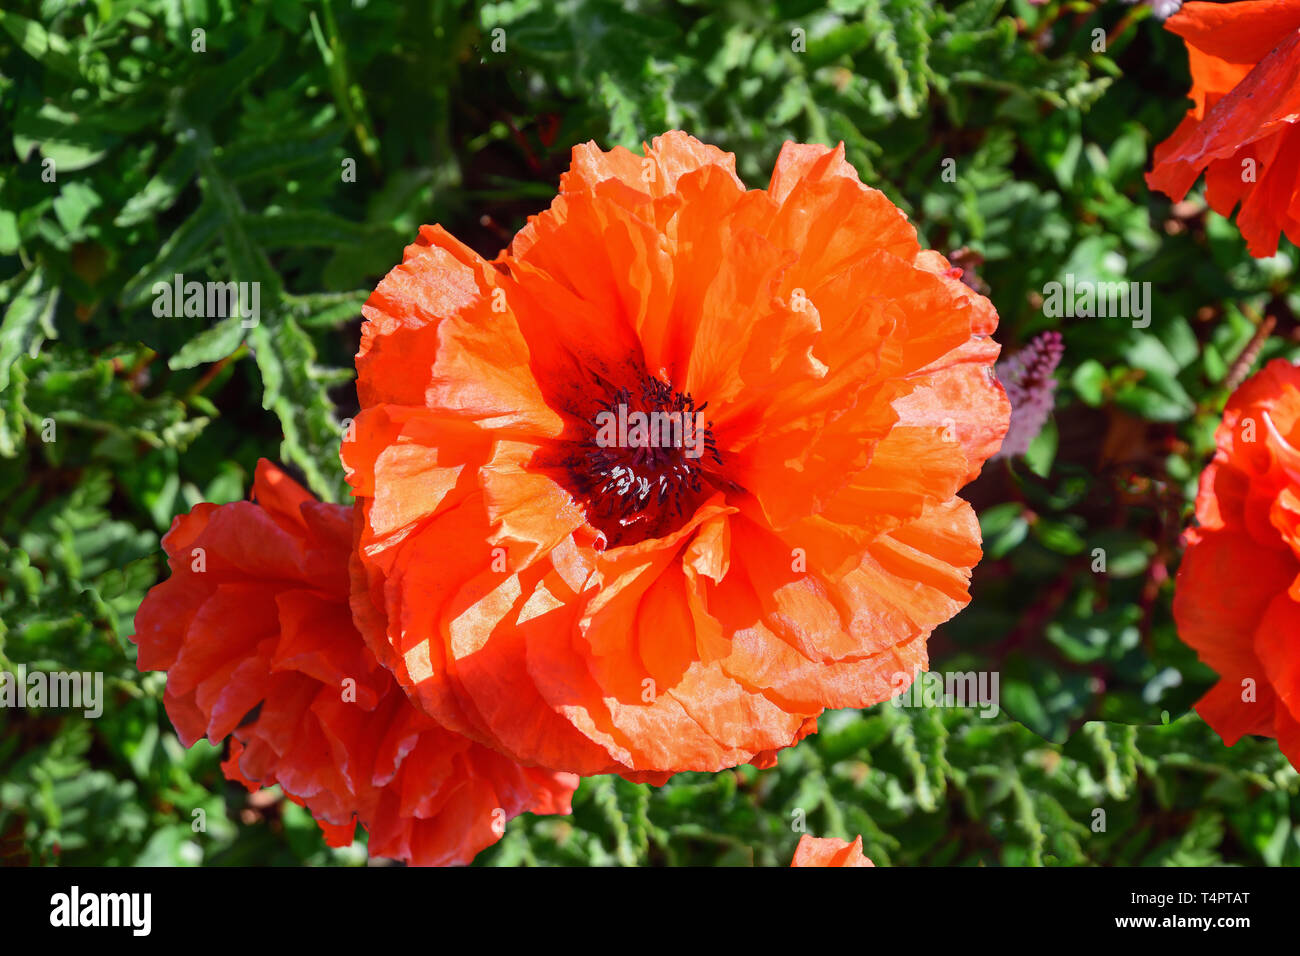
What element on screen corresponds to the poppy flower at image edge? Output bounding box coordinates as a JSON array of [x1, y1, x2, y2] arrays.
[[1145, 0, 1300, 257], [789, 834, 875, 867], [1173, 359, 1300, 768], [130, 460, 577, 866], [343, 131, 1011, 779]]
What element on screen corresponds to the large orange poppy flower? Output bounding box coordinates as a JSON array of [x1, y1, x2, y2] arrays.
[[343, 132, 1009, 778], [1146, 0, 1300, 257], [131, 460, 576, 866], [1173, 359, 1300, 768], [789, 834, 874, 867]]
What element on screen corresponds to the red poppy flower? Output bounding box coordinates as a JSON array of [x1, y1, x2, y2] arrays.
[[790, 834, 874, 867], [131, 460, 576, 866], [1173, 359, 1300, 768], [1146, 0, 1300, 257], [343, 131, 1010, 778]]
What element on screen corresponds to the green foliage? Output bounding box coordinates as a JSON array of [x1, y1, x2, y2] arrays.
[[1, 0, 1297, 866], [482, 708, 1300, 867]]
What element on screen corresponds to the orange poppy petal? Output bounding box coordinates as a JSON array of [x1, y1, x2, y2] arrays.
[[1176, 360, 1300, 770], [131, 460, 576, 866], [1148, 9, 1300, 256], [1254, 593, 1300, 722], [346, 134, 1008, 776], [790, 834, 875, 867], [1166, 0, 1300, 72]]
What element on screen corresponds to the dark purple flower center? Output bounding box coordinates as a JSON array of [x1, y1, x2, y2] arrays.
[[573, 373, 726, 546]]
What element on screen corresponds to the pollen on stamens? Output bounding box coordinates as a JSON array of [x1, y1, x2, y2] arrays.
[[572, 373, 726, 542]]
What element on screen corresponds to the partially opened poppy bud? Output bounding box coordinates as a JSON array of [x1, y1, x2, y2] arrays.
[[343, 131, 1010, 778], [790, 834, 875, 867], [131, 460, 576, 866], [1173, 359, 1300, 768], [1146, 0, 1300, 257]]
